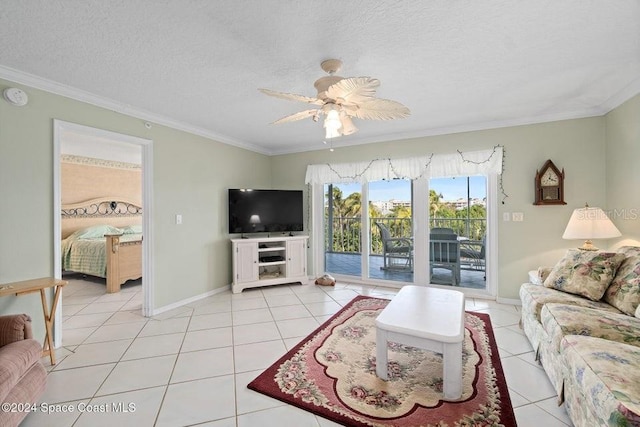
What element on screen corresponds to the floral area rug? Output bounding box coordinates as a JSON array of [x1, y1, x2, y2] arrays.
[[248, 295, 517, 427]]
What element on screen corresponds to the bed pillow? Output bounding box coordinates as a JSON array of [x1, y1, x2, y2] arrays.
[[121, 224, 143, 234], [604, 255, 640, 315], [543, 249, 626, 301], [70, 225, 122, 239]]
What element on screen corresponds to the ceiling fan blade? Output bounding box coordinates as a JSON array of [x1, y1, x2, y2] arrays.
[[271, 109, 319, 124], [349, 98, 411, 121], [259, 88, 323, 105], [325, 77, 380, 105]]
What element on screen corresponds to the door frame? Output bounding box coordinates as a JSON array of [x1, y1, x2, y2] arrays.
[[311, 175, 498, 298], [52, 120, 154, 347]]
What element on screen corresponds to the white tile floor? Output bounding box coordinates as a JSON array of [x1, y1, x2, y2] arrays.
[[21, 277, 573, 427]]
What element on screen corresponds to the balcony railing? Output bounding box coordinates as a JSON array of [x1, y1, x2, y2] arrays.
[[325, 216, 486, 254]]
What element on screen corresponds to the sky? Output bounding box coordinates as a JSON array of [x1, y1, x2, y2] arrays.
[[331, 176, 486, 202]]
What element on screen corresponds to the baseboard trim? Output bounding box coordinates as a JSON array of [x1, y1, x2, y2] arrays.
[[151, 285, 230, 316], [496, 296, 521, 306]]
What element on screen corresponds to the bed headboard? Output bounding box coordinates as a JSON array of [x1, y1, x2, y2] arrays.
[[61, 197, 142, 239]]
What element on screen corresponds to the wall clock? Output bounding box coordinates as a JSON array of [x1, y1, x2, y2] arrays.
[[534, 159, 566, 205]]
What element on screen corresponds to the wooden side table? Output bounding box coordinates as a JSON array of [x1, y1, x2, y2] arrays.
[[0, 277, 68, 365]]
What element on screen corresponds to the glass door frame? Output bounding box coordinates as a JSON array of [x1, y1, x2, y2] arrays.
[[310, 173, 498, 298]]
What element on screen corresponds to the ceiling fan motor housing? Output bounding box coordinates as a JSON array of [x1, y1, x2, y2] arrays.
[[314, 76, 343, 100]]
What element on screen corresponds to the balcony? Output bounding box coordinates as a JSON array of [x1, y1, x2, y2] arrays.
[[325, 216, 486, 288]]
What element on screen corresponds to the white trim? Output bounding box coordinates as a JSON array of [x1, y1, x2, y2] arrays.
[[268, 108, 606, 156], [141, 140, 154, 317], [0, 65, 269, 155], [361, 185, 370, 276], [599, 75, 640, 114], [151, 286, 229, 316], [53, 120, 154, 346], [311, 183, 325, 277], [1, 65, 636, 157], [52, 126, 63, 347], [412, 179, 429, 285], [486, 173, 499, 298], [496, 297, 522, 306]]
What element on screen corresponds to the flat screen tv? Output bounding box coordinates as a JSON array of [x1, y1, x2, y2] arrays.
[[228, 189, 303, 234]]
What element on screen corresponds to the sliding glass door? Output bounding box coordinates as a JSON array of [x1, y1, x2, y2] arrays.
[[368, 180, 413, 283], [428, 176, 487, 290], [324, 183, 362, 278]]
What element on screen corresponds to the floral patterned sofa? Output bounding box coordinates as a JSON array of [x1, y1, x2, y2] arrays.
[[519, 246, 640, 427]]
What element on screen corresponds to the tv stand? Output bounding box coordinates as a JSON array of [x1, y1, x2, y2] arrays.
[[231, 235, 308, 293]]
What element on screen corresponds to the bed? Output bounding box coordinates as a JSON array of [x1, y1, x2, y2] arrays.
[[61, 198, 142, 293]]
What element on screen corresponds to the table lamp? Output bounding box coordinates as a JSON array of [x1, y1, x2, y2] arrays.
[[562, 204, 621, 251]]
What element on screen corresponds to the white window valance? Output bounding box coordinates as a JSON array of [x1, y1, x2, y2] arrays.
[[305, 146, 503, 184]]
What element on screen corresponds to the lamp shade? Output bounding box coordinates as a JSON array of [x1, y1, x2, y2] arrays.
[[562, 205, 620, 250]]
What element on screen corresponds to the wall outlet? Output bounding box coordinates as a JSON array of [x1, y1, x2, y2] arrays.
[[512, 212, 524, 222], [176, 214, 183, 225], [503, 212, 510, 221]]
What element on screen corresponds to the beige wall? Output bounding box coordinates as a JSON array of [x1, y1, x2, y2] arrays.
[[61, 160, 142, 206], [0, 78, 271, 340], [0, 75, 637, 340], [606, 94, 640, 248], [271, 117, 608, 300]]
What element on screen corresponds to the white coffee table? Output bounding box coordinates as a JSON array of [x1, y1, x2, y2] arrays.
[[375, 285, 465, 400]]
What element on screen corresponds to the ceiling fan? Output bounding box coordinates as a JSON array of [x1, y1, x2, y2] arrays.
[[259, 59, 410, 140]]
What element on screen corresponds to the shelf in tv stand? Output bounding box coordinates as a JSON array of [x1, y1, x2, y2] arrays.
[[258, 261, 285, 267], [231, 235, 308, 293], [258, 246, 285, 252]]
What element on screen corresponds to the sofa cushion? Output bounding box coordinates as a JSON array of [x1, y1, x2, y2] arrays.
[[618, 246, 640, 258], [604, 255, 640, 316], [0, 314, 33, 346], [520, 283, 621, 322], [541, 303, 640, 353], [0, 339, 43, 403], [0, 362, 47, 427], [544, 250, 625, 301], [561, 335, 640, 426]]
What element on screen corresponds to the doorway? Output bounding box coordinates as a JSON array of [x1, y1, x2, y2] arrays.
[[53, 120, 154, 347]]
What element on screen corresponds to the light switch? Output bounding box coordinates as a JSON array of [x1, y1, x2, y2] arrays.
[[512, 212, 524, 222], [176, 214, 183, 225], [503, 212, 510, 221]]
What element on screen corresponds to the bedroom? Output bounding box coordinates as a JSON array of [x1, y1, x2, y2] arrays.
[[60, 127, 144, 295]]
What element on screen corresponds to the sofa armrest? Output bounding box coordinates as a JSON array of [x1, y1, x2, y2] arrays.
[[0, 314, 33, 347], [528, 267, 553, 285]]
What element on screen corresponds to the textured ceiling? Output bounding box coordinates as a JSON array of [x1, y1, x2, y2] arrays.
[[1, 1, 639, 155]]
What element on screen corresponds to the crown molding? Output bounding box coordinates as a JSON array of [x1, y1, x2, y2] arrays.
[[2, 64, 638, 157], [598, 75, 640, 114], [268, 106, 607, 155], [0, 65, 271, 155]]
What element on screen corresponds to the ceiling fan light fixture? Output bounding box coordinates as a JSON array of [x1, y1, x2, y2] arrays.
[[340, 114, 358, 136], [260, 59, 410, 144], [324, 108, 342, 139]]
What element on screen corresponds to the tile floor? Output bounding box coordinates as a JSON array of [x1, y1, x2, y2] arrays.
[[22, 276, 573, 427]]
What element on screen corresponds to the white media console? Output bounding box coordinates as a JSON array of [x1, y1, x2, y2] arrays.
[[231, 235, 309, 293]]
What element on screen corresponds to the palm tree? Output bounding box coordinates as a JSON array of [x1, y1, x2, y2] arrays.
[[429, 189, 444, 219]]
